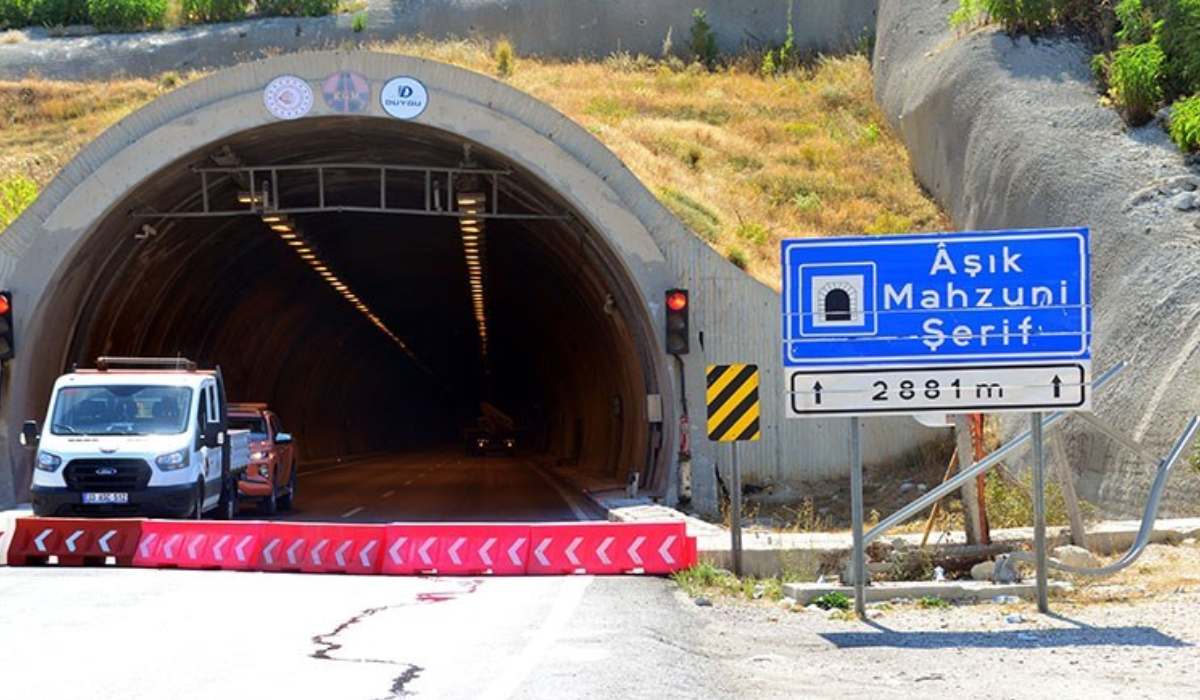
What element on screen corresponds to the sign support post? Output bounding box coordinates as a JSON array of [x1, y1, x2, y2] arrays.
[[1031, 411, 1050, 613], [730, 442, 743, 576], [849, 416, 866, 618]]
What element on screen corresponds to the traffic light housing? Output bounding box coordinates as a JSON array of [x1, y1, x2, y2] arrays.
[[0, 291, 12, 360], [665, 289, 689, 354]]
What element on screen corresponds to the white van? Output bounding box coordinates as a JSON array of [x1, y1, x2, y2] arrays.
[[21, 357, 250, 519]]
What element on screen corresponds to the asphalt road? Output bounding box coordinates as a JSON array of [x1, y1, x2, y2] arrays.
[[247, 450, 601, 523]]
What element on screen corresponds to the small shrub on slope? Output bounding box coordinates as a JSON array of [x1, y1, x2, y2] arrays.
[[1170, 94, 1200, 151], [87, 0, 166, 30], [1108, 40, 1165, 124]]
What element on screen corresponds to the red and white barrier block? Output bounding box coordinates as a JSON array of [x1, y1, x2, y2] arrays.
[[5, 517, 143, 566], [382, 524, 531, 575], [134, 520, 266, 570], [526, 522, 692, 575]]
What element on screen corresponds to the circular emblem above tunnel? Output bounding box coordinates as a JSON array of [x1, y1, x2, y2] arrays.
[[322, 71, 371, 114], [263, 75, 314, 120], [380, 76, 428, 120]]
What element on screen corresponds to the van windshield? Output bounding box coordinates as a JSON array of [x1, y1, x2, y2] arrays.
[[51, 385, 193, 436]]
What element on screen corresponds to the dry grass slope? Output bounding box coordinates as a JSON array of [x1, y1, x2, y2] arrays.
[[0, 40, 948, 287]]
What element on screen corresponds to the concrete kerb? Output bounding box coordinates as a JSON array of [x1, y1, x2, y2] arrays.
[[782, 580, 1074, 606]]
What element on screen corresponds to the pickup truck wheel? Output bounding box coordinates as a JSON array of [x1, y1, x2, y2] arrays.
[[278, 464, 297, 511]]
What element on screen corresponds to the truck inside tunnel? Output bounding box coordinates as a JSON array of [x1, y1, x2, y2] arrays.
[[17, 114, 665, 518]]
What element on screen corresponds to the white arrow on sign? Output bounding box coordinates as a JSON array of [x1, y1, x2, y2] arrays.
[[138, 532, 158, 559], [507, 537, 526, 566], [478, 538, 496, 567], [418, 538, 437, 566], [388, 536, 408, 565], [212, 535, 231, 561], [286, 539, 306, 566], [262, 538, 281, 565], [447, 537, 466, 566], [596, 537, 615, 566], [65, 530, 84, 554], [360, 540, 378, 568], [33, 528, 53, 553], [658, 535, 677, 565], [534, 538, 552, 567], [310, 539, 328, 566], [564, 537, 583, 566], [335, 541, 352, 568], [98, 530, 117, 554], [186, 535, 203, 560], [627, 536, 646, 565], [234, 536, 253, 562], [163, 534, 183, 560]]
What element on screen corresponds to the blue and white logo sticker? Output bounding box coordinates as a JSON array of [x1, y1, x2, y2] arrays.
[[380, 77, 429, 120]]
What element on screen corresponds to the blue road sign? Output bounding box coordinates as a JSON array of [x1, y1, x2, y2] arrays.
[[781, 228, 1091, 369]]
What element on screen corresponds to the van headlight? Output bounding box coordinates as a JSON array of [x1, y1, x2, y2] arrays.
[[35, 451, 62, 472], [251, 450, 270, 461], [155, 449, 190, 471]]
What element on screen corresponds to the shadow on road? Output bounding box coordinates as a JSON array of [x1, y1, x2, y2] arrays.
[[821, 617, 1191, 650]]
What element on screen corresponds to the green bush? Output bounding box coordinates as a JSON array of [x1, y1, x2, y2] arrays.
[[1115, 0, 1156, 43], [688, 8, 717, 70], [985, 0, 1057, 34], [1108, 40, 1166, 123], [812, 592, 851, 611], [86, 0, 165, 30], [494, 39, 514, 78], [32, 0, 90, 25], [350, 10, 364, 32], [1170, 93, 1200, 150], [180, 0, 245, 23], [255, 0, 334, 18], [1, 175, 38, 233], [1161, 0, 1200, 97], [0, 0, 36, 28]]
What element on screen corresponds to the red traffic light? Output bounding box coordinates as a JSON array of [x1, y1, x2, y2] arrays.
[[666, 291, 688, 312], [0, 293, 9, 316]]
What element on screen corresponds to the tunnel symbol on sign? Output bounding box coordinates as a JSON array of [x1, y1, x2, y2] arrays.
[[810, 274, 865, 327], [797, 262, 877, 337]]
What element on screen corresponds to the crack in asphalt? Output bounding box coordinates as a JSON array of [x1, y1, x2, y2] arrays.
[[309, 581, 480, 698]]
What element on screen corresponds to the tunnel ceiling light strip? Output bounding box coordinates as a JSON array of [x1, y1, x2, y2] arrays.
[[457, 191, 491, 368], [255, 212, 433, 376]]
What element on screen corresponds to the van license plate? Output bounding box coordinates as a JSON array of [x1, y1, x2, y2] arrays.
[[83, 492, 129, 505]]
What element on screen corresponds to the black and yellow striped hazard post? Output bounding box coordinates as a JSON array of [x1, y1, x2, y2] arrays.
[[706, 364, 760, 575]]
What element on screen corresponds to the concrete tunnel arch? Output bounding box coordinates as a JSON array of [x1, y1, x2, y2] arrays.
[[0, 51, 693, 509]]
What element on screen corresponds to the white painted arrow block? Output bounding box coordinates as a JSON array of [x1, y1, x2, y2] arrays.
[[565, 537, 583, 566], [65, 530, 84, 554], [213, 535, 231, 561], [508, 537, 526, 566], [534, 538, 551, 567], [262, 538, 281, 565], [479, 537, 496, 567], [418, 538, 436, 566], [163, 534, 183, 560], [310, 539, 328, 566], [658, 535, 677, 565], [388, 537, 407, 565], [596, 537, 614, 566], [235, 536, 253, 562], [360, 540, 378, 568], [33, 528, 53, 553], [186, 535, 202, 560], [98, 530, 117, 554], [627, 536, 645, 565], [335, 541, 352, 567], [286, 539, 306, 565], [138, 533, 158, 559], [447, 537, 466, 566]]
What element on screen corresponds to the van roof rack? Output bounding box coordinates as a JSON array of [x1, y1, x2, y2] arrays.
[[93, 356, 198, 372]]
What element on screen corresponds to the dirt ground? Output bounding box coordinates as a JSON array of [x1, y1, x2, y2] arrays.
[[682, 542, 1200, 699]]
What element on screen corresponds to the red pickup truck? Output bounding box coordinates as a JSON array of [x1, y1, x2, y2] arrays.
[[228, 403, 297, 515]]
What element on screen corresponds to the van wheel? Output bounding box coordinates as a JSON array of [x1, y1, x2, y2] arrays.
[[191, 480, 205, 519], [278, 464, 296, 511]]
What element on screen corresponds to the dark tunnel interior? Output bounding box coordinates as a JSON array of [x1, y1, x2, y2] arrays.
[[55, 117, 655, 484]]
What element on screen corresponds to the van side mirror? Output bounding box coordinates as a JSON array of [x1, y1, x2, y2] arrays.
[[275, 432, 293, 444], [20, 421, 39, 449]]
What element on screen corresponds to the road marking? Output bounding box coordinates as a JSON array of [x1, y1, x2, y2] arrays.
[[480, 576, 593, 700], [381, 490, 396, 499], [341, 506, 366, 519], [528, 463, 592, 521]]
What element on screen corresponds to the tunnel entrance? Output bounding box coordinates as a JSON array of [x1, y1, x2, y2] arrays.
[[1, 53, 693, 517]]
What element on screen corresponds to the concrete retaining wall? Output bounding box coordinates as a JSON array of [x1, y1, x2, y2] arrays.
[[873, 0, 1200, 516], [0, 0, 878, 81]]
